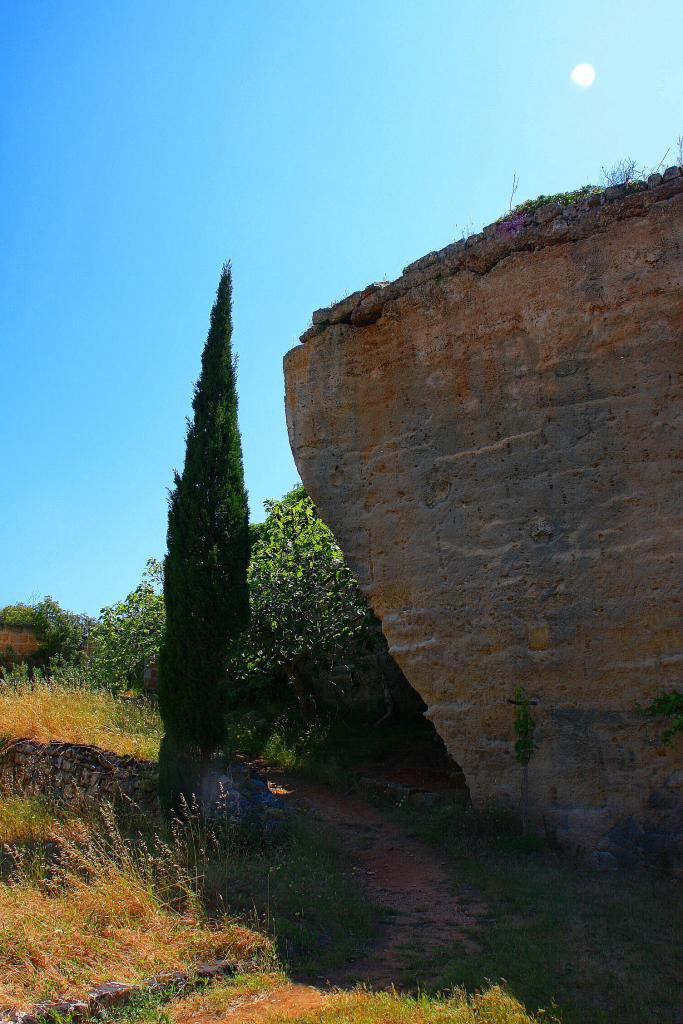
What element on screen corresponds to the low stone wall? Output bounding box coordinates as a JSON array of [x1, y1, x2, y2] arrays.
[[0, 738, 159, 815], [0, 958, 237, 1022]]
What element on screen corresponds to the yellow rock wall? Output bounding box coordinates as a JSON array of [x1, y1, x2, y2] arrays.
[[284, 174, 683, 869]]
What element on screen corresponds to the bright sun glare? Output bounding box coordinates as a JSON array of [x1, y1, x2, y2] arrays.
[[570, 63, 596, 87]]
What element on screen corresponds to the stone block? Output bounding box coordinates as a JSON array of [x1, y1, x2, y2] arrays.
[[285, 175, 683, 864]]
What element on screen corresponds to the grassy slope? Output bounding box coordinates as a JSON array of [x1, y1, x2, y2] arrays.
[[1, 684, 678, 1022], [0, 789, 377, 1011], [394, 803, 682, 1024], [0, 797, 264, 1009], [0, 676, 161, 760]]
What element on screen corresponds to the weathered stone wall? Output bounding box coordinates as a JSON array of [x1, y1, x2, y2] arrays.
[[284, 170, 683, 870], [302, 617, 426, 718], [0, 738, 159, 814], [0, 625, 41, 660]]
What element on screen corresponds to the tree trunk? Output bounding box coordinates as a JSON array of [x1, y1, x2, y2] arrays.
[[286, 660, 316, 721]]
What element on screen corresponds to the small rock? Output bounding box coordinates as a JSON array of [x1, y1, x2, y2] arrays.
[[299, 324, 323, 344], [536, 203, 562, 224], [530, 518, 554, 543], [403, 251, 438, 275], [647, 172, 663, 189], [90, 981, 135, 1007], [590, 851, 619, 871], [662, 165, 682, 181], [550, 217, 569, 236], [195, 959, 233, 978], [47, 1001, 90, 1022], [311, 307, 330, 326], [147, 970, 188, 992]]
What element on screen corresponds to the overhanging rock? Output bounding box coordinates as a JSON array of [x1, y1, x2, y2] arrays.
[[284, 173, 683, 870]]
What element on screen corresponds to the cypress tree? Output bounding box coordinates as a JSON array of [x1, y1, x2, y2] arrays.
[[157, 263, 250, 814]]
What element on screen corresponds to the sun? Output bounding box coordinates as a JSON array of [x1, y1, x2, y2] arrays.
[[570, 63, 596, 88]]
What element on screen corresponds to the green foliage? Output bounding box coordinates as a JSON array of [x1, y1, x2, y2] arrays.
[[637, 690, 683, 743], [32, 597, 92, 664], [507, 184, 603, 218], [89, 559, 165, 690], [0, 602, 36, 628], [158, 263, 250, 811], [513, 687, 536, 767], [0, 597, 91, 668], [247, 485, 373, 690]]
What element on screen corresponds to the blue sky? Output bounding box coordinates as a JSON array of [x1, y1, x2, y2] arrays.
[[1, 0, 682, 615]]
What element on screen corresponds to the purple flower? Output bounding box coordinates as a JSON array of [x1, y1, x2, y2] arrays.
[[496, 212, 527, 239]]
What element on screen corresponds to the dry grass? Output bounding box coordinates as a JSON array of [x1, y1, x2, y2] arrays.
[[165, 972, 291, 1022], [0, 793, 88, 845], [0, 674, 161, 760], [0, 808, 266, 1010], [158, 981, 545, 1024], [270, 987, 547, 1024]]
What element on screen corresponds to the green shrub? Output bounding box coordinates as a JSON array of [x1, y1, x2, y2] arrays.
[[637, 690, 683, 743], [89, 559, 164, 690], [0, 603, 36, 628], [247, 485, 374, 713], [0, 597, 91, 669]]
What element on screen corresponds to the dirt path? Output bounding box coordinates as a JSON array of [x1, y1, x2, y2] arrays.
[[269, 773, 486, 990], [186, 771, 486, 1021]]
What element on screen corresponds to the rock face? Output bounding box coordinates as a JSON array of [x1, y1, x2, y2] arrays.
[[284, 173, 683, 869], [301, 616, 426, 718]]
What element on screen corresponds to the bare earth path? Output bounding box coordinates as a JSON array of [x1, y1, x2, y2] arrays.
[[271, 773, 485, 989], [176, 771, 485, 1022]]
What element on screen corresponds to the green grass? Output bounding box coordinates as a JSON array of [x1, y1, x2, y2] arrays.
[[225, 699, 440, 788], [198, 816, 380, 974], [394, 803, 682, 1024], [94, 978, 548, 1024]]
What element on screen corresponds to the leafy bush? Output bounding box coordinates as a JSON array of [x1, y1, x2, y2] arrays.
[[89, 559, 165, 690], [637, 690, 683, 743], [246, 485, 374, 712], [0, 603, 36, 628], [0, 597, 92, 669]]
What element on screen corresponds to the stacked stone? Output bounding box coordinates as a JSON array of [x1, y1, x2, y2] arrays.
[[300, 167, 683, 341], [0, 739, 159, 815], [0, 959, 236, 1024]]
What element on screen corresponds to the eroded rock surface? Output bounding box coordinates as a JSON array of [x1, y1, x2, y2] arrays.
[[284, 174, 683, 868]]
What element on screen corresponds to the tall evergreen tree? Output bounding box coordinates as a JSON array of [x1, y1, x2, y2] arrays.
[[157, 263, 250, 814]]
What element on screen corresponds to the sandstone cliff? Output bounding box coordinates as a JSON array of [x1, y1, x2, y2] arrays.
[[284, 171, 683, 870]]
